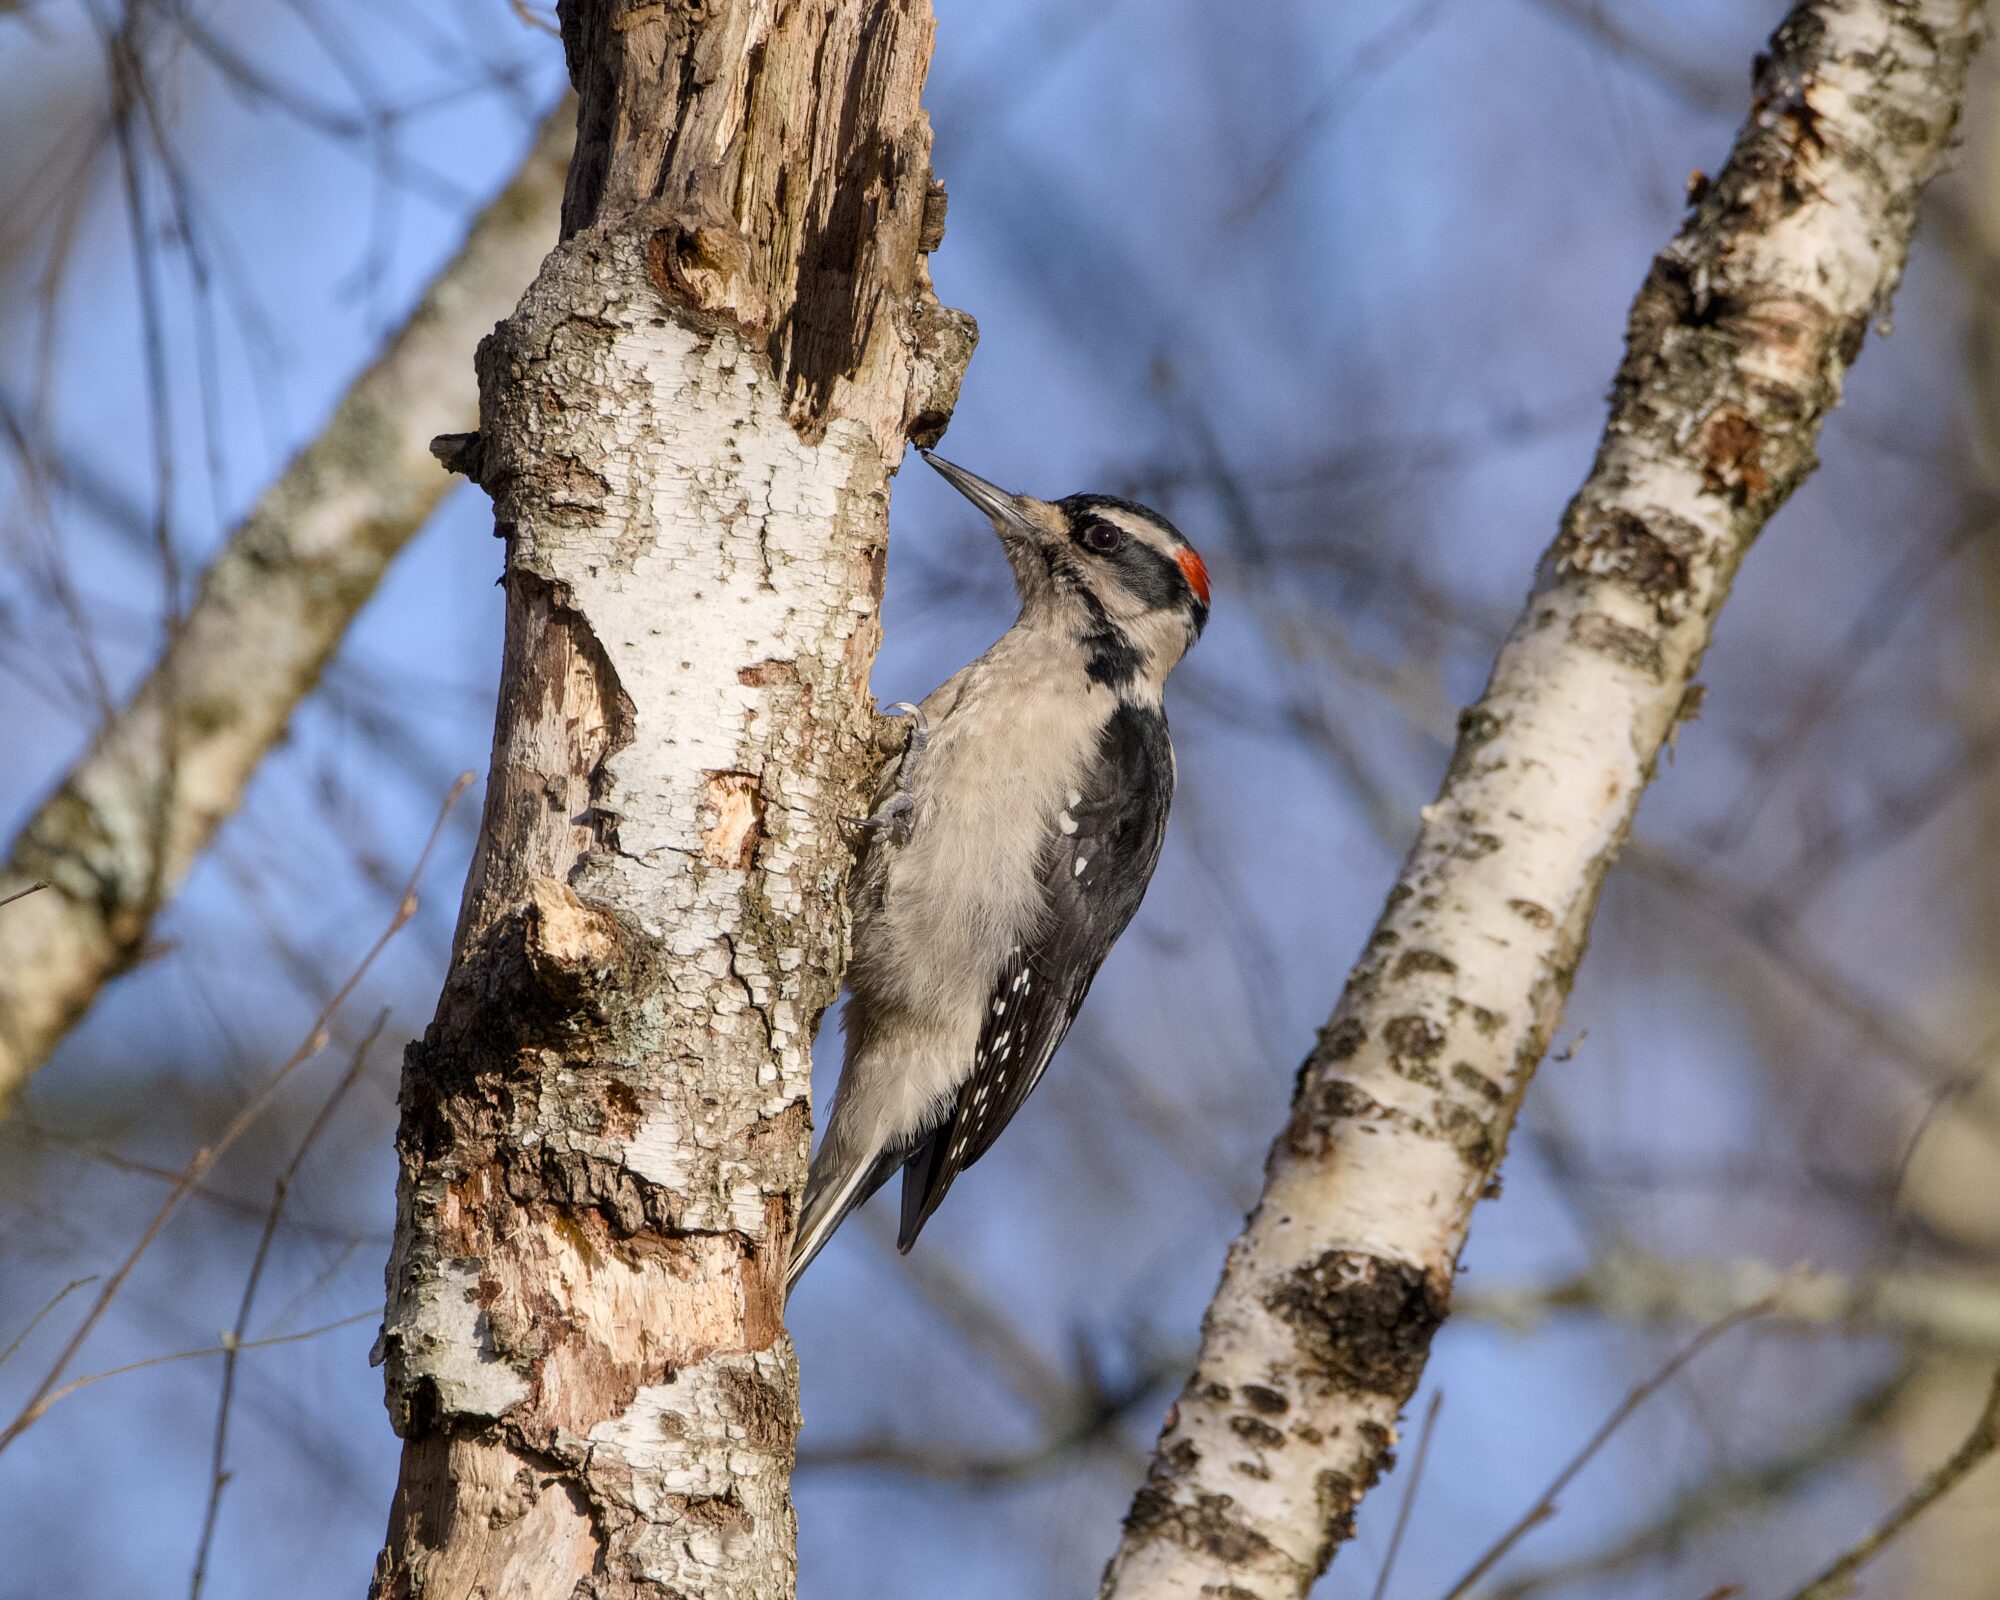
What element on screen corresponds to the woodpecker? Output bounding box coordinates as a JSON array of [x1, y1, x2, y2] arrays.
[[787, 451, 1210, 1289]]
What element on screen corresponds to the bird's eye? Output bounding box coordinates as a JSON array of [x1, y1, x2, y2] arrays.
[[1083, 521, 1124, 554]]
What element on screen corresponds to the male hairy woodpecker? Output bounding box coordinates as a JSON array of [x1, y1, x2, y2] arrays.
[[787, 450, 1210, 1289]]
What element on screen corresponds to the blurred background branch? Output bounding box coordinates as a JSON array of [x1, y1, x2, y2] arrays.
[[0, 100, 569, 1111]]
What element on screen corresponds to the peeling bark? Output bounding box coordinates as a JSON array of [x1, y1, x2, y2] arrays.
[[369, 4, 969, 1597], [1098, 5, 1984, 1596], [0, 110, 574, 1114]]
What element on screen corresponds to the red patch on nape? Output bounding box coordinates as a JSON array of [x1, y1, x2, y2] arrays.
[[1175, 544, 1211, 607]]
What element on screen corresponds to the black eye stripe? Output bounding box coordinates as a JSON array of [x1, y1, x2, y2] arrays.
[[1057, 494, 1202, 616], [1114, 539, 1186, 611]]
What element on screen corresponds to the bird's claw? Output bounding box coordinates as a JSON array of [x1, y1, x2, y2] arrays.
[[856, 791, 918, 846], [855, 702, 928, 846], [884, 701, 929, 763]]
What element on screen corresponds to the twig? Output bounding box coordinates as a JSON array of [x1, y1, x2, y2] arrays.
[[1781, 1368, 2000, 1600], [22, 1311, 379, 1421], [1485, 1364, 1912, 1600], [0, 775, 468, 1453], [796, 1368, 1169, 1486], [16, 1129, 383, 1246], [1437, 1288, 1785, 1600], [0, 1276, 97, 1369], [864, 1209, 1084, 1430], [188, 1007, 391, 1600], [1457, 1249, 2000, 1357], [1370, 1388, 1445, 1600], [508, 0, 559, 33], [0, 881, 48, 910]]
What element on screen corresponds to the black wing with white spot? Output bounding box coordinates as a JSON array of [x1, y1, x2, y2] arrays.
[[898, 703, 1175, 1249]]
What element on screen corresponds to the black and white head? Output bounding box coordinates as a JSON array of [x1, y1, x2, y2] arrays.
[[921, 451, 1210, 693]]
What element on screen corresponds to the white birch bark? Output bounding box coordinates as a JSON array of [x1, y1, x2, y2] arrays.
[[1099, 5, 1986, 1595], [0, 109, 573, 1111], [369, 5, 971, 1597]]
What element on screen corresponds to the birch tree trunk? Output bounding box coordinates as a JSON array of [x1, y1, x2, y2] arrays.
[[0, 110, 572, 1113], [369, 5, 969, 1597], [1099, 4, 1984, 1596]]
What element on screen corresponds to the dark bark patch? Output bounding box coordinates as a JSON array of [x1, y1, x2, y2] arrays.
[[1286, 1075, 1425, 1160], [1383, 1014, 1445, 1064], [779, 9, 913, 436], [1509, 897, 1556, 928], [1451, 1061, 1503, 1102], [1553, 506, 1701, 619], [1240, 1384, 1288, 1417], [1318, 1017, 1367, 1061], [918, 178, 949, 251], [713, 1360, 792, 1452], [1229, 1415, 1287, 1450], [1393, 948, 1458, 980], [1449, 998, 1504, 1037], [602, 1077, 642, 1141], [1455, 705, 1502, 748], [1570, 611, 1666, 681], [537, 455, 612, 526], [1265, 1250, 1450, 1397], [1122, 1487, 1281, 1570], [1314, 1442, 1390, 1567], [1437, 1102, 1497, 1171]]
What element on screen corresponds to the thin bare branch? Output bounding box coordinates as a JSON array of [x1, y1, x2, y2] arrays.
[[0, 1276, 97, 1370], [189, 1008, 391, 1600], [1457, 1250, 2000, 1357], [1486, 1366, 1911, 1600], [24, 1311, 380, 1422], [1781, 1368, 2000, 1600], [1369, 1388, 1444, 1600], [1437, 1290, 1783, 1600], [0, 774, 467, 1453]]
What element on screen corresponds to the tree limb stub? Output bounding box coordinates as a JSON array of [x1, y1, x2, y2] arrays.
[[1098, 5, 1985, 1597], [371, 5, 971, 1598], [0, 109, 575, 1115]]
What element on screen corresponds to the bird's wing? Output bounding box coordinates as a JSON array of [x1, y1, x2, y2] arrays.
[[898, 704, 1174, 1249]]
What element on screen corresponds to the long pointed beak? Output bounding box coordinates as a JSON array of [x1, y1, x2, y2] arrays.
[[920, 450, 1041, 541]]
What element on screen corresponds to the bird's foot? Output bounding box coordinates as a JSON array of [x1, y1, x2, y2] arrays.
[[854, 702, 928, 846]]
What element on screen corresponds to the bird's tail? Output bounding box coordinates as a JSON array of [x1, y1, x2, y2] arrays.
[[787, 1141, 901, 1293]]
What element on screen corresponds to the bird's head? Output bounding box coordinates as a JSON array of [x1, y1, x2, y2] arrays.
[[921, 451, 1209, 694]]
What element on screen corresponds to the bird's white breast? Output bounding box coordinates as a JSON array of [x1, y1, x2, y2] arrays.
[[861, 628, 1108, 1023]]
